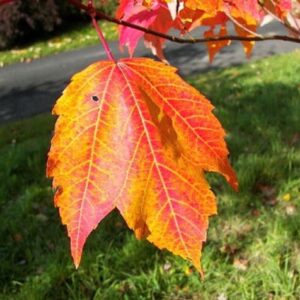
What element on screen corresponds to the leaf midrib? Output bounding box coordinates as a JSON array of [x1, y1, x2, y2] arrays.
[[118, 62, 191, 259]]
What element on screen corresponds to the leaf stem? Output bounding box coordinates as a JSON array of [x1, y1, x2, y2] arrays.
[[91, 17, 116, 62], [88, 1, 116, 62]]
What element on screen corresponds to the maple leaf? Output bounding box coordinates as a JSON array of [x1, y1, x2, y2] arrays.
[[264, 0, 292, 19], [181, 0, 222, 13], [225, 0, 264, 20], [117, 0, 159, 56], [47, 58, 237, 271], [204, 26, 231, 62], [117, 0, 180, 58], [144, 5, 176, 60]]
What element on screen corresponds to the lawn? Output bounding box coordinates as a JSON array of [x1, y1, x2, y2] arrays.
[[0, 21, 117, 67], [0, 51, 299, 299]]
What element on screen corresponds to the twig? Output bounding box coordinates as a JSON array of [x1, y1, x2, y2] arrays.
[[0, 0, 15, 5]]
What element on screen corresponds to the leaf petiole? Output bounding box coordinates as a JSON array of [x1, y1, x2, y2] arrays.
[[88, 1, 116, 62]]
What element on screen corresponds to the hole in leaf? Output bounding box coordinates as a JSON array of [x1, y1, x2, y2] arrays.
[[92, 95, 99, 102]]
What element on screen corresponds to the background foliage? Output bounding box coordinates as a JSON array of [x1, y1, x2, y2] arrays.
[[0, 0, 118, 49]]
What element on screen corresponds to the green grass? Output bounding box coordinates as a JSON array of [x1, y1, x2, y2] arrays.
[[0, 51, 299, 299], [0, 21, 117, 67]]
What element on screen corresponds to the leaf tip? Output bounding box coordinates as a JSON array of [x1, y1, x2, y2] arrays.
[[223, 163, 239, 192], [230, 176, 239, 192], [70, 236, 84, 269], [72, 251, 82, 269]]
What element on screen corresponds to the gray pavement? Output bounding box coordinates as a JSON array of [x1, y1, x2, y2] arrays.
[[0, 21, 299, 124]]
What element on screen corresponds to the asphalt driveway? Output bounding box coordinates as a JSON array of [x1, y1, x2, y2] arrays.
[[0, 21, 298, 124]]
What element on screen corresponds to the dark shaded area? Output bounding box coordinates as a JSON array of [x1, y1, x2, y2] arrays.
[[0, 0, 117, 49]]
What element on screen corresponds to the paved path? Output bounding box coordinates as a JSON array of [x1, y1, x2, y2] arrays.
[[0, 22, 298, 124]]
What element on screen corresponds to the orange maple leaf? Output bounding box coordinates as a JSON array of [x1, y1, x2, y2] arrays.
[[47, 58, 237, 271], [230, 8, 257, 57], [204, 26, 231, 62]]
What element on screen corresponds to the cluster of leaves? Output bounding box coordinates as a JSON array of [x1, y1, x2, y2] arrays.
[[117, 0, 297, 60]]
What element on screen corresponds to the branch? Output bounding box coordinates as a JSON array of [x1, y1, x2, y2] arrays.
[[0, 0, 15, 5], [68, 0, 300, 44]]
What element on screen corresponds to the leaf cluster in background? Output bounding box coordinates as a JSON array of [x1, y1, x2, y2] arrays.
[[117, 0, 298, 60]]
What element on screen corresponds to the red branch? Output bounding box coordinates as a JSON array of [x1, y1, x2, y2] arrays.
[[68, 0, 300, 44], [0, 0, 15, 5]]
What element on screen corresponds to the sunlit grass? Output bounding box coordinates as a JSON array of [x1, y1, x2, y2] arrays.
[[0, 21, 118, 67], [0, 51, 299, 299]]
